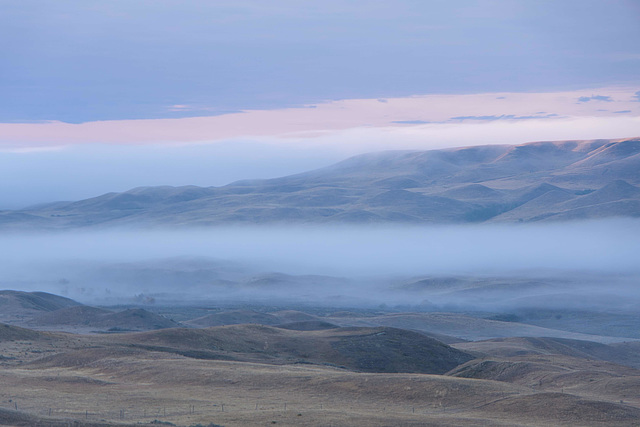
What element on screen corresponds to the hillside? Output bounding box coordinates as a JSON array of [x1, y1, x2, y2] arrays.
[[324, 312, 630, 343], [185, 310, 282, 327], [0, 323, 50, 342], [105, 324, 474, 374], [0, 290, 81, 323], [1, 137, 639, 228], [30, 307, 182, 332], [455, 337, 640, 370], [1, 294, 640, 426], [4, 318, 640, 426]]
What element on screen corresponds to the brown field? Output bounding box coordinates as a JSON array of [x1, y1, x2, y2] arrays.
[[2, 320, 640, 427]]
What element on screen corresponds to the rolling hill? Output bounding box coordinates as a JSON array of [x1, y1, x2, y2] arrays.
[[0, 137, 638, 228], [30, 307, 182, 331], [0, 290, 81, 324]]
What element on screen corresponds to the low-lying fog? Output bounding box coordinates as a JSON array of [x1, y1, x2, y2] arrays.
[[2, 219, 639, 310]]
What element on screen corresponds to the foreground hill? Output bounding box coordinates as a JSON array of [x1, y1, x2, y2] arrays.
[[0, 323, 51, 342], [102, 324, 474, 374], [0, 290, 81, 323], [1, 137, 638, 228], [0, 291, 183, 332], [325, 312, 630, 343], [455, 337, 640, 370], [3, 321, 640, 426], [30, 306, 182, 332]]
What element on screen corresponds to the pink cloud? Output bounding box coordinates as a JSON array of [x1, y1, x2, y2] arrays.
[[0, 87, 638, 150]]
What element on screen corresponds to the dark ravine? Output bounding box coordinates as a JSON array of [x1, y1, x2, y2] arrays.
[[0, 138, 639, 229]]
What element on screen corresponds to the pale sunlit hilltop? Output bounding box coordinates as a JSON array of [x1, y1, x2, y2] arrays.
[[1, 1, 640, 427], [1, 137, 639, 229]]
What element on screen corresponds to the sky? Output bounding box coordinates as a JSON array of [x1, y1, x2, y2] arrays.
[[1, 0, 640, 208]]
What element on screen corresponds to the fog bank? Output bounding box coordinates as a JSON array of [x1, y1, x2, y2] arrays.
[[0, 219, 637, 309], [2, 219, 638, 277]]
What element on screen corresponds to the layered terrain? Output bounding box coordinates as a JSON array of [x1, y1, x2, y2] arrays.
[[2, 291, 640, 426], [1, 138, 639, 229], [1, 138, 639, 426]]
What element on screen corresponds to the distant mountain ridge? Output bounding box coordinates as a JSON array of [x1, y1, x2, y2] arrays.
[[2, 137, 639, 228]]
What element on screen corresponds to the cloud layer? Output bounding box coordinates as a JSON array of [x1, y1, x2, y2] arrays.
[[1, 87, 638, 149], [2, 1, 639, 123]]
